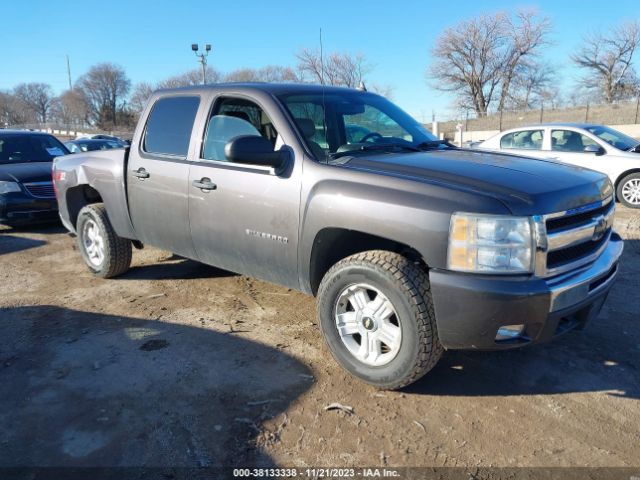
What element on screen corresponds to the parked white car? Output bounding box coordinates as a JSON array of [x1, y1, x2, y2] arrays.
[[477, 123, 640, 208]]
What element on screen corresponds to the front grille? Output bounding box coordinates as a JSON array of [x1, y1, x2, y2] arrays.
[[23, 182, 55, 198], [538, 198, 614, 276], [546, 201, 612, 233], [547, 235, 608, 269]]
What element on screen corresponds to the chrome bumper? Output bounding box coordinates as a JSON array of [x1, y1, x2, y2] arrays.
[[548, 233, 623, 312]]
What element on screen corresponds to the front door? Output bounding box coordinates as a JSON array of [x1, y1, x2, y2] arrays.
[[188, 95, 302, 288], [127, 94, 201, 258], [547, 129, 604, 174]]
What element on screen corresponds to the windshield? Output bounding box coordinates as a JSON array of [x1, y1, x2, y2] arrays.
[[0, 134, 69, 164], [584, 125, 639, 151], [277, 91, 443, 161]]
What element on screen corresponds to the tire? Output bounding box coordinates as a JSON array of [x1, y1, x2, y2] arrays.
[[617, 173, 640, 208], [317, 250, 443, 390], [76, 203, 132, 278]]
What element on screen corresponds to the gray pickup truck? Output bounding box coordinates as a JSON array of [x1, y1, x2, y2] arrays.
[[52, 83, 623, 389]]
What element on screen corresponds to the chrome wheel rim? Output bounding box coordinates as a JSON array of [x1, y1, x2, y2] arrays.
[[334, 283, 402, 367], [82, 219, 105, 267], [622, 179, 640, 205]]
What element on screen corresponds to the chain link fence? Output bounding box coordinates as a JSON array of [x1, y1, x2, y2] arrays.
[[439, 98, 640, 141], [4, 123, 134, 141]]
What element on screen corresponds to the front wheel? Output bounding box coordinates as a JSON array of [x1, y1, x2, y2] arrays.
[[76, 203, 132, 278], [317, 250, 443, 390], [617, 173, 640, 208]]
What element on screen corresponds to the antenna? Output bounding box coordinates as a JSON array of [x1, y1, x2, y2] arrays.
[[319, 28, 328, 163], [66, 54, 72, 90], [319, 28, 325, 86]]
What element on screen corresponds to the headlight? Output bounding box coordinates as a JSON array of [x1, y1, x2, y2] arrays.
[[0, 181, 21, 194], [447, 213, 534, 274]]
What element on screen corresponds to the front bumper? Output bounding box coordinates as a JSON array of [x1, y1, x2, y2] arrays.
[[429, 233, 624, 350], [0, 193, 58, 226]]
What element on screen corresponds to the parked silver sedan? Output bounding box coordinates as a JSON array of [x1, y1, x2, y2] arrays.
[[477, 123, 640, 208]]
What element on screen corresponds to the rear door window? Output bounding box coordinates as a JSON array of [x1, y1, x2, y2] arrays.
[[500, 130, 544, 150], [143, 96, 200, 156]]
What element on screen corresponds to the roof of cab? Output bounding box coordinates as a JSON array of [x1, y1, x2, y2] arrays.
[[154, 82, 371, 96]]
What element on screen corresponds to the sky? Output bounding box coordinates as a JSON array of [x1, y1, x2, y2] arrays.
[[2, 0, 640, 121]]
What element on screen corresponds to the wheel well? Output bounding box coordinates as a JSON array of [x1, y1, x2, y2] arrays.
[[66, 185, 103, 229], [615, 169, 640, 191], [309, 228, 423, 295]]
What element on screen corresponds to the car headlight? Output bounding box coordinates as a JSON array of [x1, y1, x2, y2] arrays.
[[0, 181, 21, 194], [447, 213, 534, 274]]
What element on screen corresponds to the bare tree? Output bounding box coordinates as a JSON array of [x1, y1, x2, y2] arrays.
[[369, 83, 395, 99], [572, 21, 640, 103], [158, 67, 222, 88], [296, 49, 372, 87], [76, 63, 131, 128], [0, 91, 33, 126], [128, 82, 155, 113], [13, 82, 54, 123], [497, 11, 551, 111], [428, 11, 551, 117], [225, 65, 301, 83], [508, 61, 556, 108], [51, 89, 90, 128]]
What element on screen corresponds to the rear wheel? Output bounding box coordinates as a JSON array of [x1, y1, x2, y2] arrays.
[[317, 250, 443, 390], [76, 203, 132, 278], [617, 173, 640, 208]]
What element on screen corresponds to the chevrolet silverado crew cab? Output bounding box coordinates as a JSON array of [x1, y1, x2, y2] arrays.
[[52, 83, 623, 389]]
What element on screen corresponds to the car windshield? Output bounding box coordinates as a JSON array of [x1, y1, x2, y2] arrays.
[[584, 125, 639, 151], [277, 91, 443, 161], [0, 134, 69, 164]]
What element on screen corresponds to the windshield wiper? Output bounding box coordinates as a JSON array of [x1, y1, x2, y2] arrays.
[[415, 140, 455, 150], [329, 143, 421, 160]]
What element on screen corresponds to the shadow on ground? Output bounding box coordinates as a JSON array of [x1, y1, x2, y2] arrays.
[[1, 222, 66, 235], [0, 223, 65, 255], [122, 257, 237, 281], [0, 306, 312, 472], [0, 235, 46, 255]]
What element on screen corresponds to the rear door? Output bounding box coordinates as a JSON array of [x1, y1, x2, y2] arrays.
[[127, 95, 201, 257], [497, 128, 546, 158]]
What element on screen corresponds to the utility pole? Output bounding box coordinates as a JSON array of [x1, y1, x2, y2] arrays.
[[191, 44, 212, 85], [66, 54, 72, 90]]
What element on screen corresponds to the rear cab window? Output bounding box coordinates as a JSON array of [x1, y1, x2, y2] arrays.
[[143, 96, 200, 157]]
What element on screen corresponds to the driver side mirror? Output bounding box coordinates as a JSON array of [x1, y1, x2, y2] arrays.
[[224, 135, 287, 169], [584, 144, 605, 155]]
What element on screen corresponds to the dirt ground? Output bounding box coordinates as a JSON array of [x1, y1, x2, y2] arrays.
[[0, 206, 639, 476]]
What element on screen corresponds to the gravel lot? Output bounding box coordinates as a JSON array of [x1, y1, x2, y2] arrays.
[[0, 206, 638, 475]]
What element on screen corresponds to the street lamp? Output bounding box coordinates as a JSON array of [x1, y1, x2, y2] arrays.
[[192, 43, 212, 85]]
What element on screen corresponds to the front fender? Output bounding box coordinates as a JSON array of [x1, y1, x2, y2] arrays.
[[297, 162, 510, 293]]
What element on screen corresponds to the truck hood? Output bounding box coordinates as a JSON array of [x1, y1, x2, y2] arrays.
[[0, 161, 53, 184], [340, 149, 613, 215]]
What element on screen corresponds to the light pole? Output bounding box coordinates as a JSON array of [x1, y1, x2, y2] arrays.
[[191, 43, 212, 85]]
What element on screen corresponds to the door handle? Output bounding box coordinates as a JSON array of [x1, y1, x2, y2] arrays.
[[192, 178, 217, 191], [132, 168, 150, 179]]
